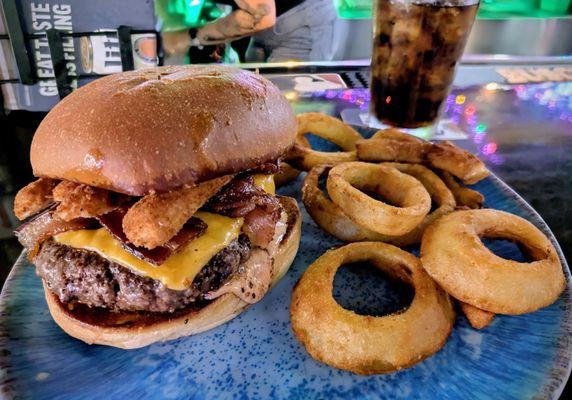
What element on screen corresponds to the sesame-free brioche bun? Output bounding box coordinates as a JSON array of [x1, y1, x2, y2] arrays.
[[43, 196, 301, 349], [31, 65, 297, 196]]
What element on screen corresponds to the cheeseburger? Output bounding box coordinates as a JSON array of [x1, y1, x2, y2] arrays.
[[13, 65, 301, 349]]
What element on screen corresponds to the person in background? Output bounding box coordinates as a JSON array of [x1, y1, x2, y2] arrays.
[[161, 0, 337, 62]]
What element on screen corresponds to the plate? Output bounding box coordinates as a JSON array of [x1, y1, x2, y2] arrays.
[[1, 130, 571, 399]]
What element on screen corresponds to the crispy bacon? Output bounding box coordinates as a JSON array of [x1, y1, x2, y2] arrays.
[[15, 205, 97, 258], [205, 176, 281, 248], [98, 206, 207, 266], [13, 178, 59, 220]]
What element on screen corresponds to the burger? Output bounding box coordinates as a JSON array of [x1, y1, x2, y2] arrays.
[[13, 65, 301, 349]]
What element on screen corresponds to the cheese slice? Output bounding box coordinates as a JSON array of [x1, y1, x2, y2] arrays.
[[54, 212, 243, 290], [253, 174, 275, 194]]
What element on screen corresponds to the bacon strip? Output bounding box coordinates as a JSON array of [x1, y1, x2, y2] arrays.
[[98, 206, 206, 266], [14, 206, 96, 258], [13, 178, 59, 220], [206, 176, 281, 248], [53, 181, 125, 221], [122, 175, 232, 249], [205, 249, 272, 304]]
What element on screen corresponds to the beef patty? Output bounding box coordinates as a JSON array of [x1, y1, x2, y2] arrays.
[[35, 236, 251, 313]]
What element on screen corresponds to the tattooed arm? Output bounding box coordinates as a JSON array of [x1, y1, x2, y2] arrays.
[[196, 0, 276, 44]]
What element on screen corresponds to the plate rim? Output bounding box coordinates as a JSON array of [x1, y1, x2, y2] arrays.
[[0, 173, 570, 399]]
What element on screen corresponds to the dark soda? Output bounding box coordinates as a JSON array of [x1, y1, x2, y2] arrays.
[[371, 1, 479, 128]]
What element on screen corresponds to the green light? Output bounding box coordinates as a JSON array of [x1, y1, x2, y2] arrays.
[[476, 124, 487, 133]]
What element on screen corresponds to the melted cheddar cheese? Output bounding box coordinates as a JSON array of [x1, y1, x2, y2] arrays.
[[253, 174, 275, 194], [54, 212, 243, 290]]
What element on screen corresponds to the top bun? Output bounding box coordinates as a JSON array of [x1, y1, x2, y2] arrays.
[[31, 65, 296, 196]]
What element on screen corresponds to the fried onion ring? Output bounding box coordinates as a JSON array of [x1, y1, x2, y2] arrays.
[[421, 209, 566, 314], [371, 128, 424, 142], [291, 242, 455, 375], [53, 181, 121, 221], [327, 162, 431, 236], [427, 141, 489, 184], [302, 164, 454, 246], [274, 162, 301, 187], [286, 113, 363, 171], [459, 302, 495, 330], [356, 137, 429, 163], [438, 171, 484, 209], [356, 134, 489, 184], [123, 175, 232, 249], [302, 165, 388, 242], [14, 178, 59, 220]]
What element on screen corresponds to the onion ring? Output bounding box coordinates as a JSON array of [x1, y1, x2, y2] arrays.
[[421, 209, 566, 314], [291, 241, 455, 375], [356, 137, 429, 164], [459, 302, 495, 330], [438, 171, 484, 209], [302, 163, 454, 246], [327, 162, 431, 236], [371, 128, 424, 142], [426, 141, 489, 184], [274, 162, 301, 187], [302, 164, 388, 242], [286, 113, 363, 171], [356, 134, 489, 185]]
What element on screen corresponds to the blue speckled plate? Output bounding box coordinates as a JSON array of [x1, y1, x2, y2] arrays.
[[1, 132, 571, 399]]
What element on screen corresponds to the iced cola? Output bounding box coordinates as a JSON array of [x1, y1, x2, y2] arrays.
[[371, 0, 479, 128]]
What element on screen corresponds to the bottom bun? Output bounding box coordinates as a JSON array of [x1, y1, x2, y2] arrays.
[[44, 196, 301, 349]]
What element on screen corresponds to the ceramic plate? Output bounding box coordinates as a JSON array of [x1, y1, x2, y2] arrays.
[[1, 130, 571, 399]]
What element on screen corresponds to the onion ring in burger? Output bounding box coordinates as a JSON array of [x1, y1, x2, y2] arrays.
[[421, 209, 566, 314], [287, 113, 363, 171], [326, 162, 431, 236], [291, 242, 455, 375]]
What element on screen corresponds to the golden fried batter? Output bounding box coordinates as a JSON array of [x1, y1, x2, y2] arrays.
[[14, 178, 59, 220], [427, 141, 489, 184], [53, 181, 118, 221], [460, 302, 495, 330], [439, 171, 484, 209], [122, 175, 232, 249]]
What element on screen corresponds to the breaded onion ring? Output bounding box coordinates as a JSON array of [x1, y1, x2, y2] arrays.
[[274, 162, 301, 187], [123, 175, 232, 249], [302, 165, 388, 242], [291, 242, 455, 375], [371, 128, 424, 142], [302, 164, 454, 246], [286, 113, 363, 171], [356, 133, 489, 185], [421, 209, 566, 314], [327, 162, 431, 236], [14, 178, 59, 220], [459, 302, 495, 330], [438, 171, 484, 209], [356, 137, 429, 163], [53, 181, 120, 221], [427, 141, 489, 184]]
